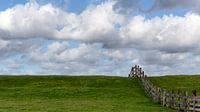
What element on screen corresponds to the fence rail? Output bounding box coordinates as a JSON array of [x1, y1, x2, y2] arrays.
[[129, 65, 200, 112]]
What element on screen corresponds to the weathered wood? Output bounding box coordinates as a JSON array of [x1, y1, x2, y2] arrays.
[[178, 89, 181, 110], [189, 107, 200, 112], [162, 89, 166, 107], [184, 91, 188, 112], [171, 90, 174, 109], [128, 65, 200, 112], [158, 87, 161, 103], [142, 71, 144, 78], [139, 67, 142, 78], [192, 90, 197, 112]]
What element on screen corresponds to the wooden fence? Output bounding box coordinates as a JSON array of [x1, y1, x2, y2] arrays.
[[129, 65, 200, 112]]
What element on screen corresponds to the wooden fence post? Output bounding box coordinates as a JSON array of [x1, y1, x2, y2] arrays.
[[171, 90, 174, 109], [166, 90, 169, 108], [142, 71, 144, 79], [137, 65, 139, 77], [177, 89, 181, 111], [132, 66, 135, 77], [132, 65, 136, 77], [139, 67, 142, 79], [163, 89, 166, 107], [145, 75, 147, 79], [184, 91, 189, 112], [191, 90, 197, 112], [158, 87, 161, 103], [130, 67, 134, 77], [135, 65, 138, 78]]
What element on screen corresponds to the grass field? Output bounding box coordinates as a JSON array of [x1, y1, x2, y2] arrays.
[[0, 76, 174, 112], [150, 75, 200, 95]]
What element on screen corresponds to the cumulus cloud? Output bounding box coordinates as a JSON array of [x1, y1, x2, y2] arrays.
[[0, 40, 9, 49], [0, 38, 45, 60], [149, 0, 200, 12], [112, 0, 200, 14], [28, 42, 136, 75], [120, 13, 200, 53], [112, 0, 140, 14], [1, 0, 200, 53], [0, 1, 123, 42], [0, 0, 200, 76], [0, 2, 71, 39]]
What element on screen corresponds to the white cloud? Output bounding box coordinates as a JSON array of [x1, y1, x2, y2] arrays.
[[0, 40, 9, 49], [28, 42, 137, 75], [1, 1, 200, 51], [0, 2, 74, 39], [112, 0, 200, 14], [0, 1, 123, 42], [0, 0, 200, 76], [120, 13, 200, 53]]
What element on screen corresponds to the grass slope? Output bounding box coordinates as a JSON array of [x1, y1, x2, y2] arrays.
[[150, 75, 200, 95], [0, 76, 173, 112]]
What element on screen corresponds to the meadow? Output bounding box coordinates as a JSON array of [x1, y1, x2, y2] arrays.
[[0, 76, 174, 112], [150, 75, 200, 95]]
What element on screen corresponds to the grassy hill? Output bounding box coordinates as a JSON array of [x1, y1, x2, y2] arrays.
[[150, 75, 200, 95], [0, 76, 174, 112]]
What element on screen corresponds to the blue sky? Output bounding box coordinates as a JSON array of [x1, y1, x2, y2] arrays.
[[0, 0, 189, 15], [0, 0, 200, 76], [0, 0, 87, 12]]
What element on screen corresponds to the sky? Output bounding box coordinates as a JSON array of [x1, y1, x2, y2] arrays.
[[0, 0, 200, 76]]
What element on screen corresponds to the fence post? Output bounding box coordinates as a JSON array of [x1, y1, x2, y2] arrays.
[[132, 65, 135, 78], [142, 71, 144, 79], [166, 90, 169, 108], [158, 87, 161, 103], [145, 75, 147, 79], [184, 91, 189, 112], [144, 75, 148, 91], [162, 89, 165, 106], [129, 67, 133, 77], [191, 90, 197, 112], [177, 89, 181, 111], [135, 65, 138, 78], [139, 67, 142, 79], [171, 90, 174, 109], [136, 65, 140, 78], [154, 86, 156, 100]]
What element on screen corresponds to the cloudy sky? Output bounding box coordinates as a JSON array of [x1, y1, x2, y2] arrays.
[[0, 0, 200, 76]]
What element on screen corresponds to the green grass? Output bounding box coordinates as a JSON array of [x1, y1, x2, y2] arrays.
[[149, 75, 200, 95], [0, 76, 174, 112]]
